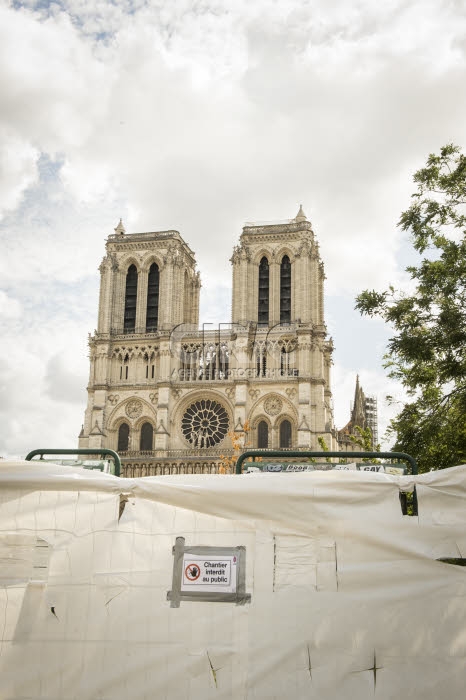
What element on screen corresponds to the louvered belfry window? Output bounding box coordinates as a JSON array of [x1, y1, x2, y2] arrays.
[[140, 422, 154, 451], [280, 255, 291, 324], [117, 423, 130, 452], [257, 421, 269, 448], [124, 264, 138, 332], [258, 257, 269, 326], [279, 420, 292, 448], [146, 263, 159, 331]]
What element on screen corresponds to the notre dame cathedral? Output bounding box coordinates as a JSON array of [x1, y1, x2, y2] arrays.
[[79, 206, 376, 476]]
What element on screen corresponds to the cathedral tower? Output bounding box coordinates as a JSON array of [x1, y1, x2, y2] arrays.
[[231, 205, 324, 328], [79, 208, 338, 476]]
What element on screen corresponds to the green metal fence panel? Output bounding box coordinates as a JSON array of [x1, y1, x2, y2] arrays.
[[235, 450, 418, 475], [25, 448, 121, 477]]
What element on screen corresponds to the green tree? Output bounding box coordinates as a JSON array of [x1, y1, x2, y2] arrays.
[[317, 436, 331, 462], [348, 426, 381, 461], [355, 144, 466, 472]]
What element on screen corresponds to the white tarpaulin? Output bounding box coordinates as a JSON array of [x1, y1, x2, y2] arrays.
[[1, 460, 466, 699]]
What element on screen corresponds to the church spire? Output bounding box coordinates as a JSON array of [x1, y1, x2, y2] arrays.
[[294, 204, 307, 222], [351, 375, 366, 426], [114, 218, 126, 235]]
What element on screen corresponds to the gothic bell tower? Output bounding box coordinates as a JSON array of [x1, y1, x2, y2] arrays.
[[228, 206, 335, 453], [79, 220, 201, 453], [230, 206, 325, 328]]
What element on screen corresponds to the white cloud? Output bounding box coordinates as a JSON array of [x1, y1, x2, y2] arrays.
[[44, 352, 88, 404], [0, 289, 22, 318], [0, 127, 38, 217], [0, 299, 90, 458], [0, 3, 112, 211], [1, 0, 465, 457]]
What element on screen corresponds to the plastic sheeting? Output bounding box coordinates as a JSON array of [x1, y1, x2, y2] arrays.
[[1, 460, 466, 699]]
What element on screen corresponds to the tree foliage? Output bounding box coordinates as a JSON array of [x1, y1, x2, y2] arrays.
[[356, 144, 466, 471], [348, 426, 381, 461], [317, 436, 331, 462], [219, 421, 251, 474], [219, 420, 262, 473]]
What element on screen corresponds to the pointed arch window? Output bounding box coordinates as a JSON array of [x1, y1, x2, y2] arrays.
[[280, 255, 291, 324], [202, 344, 216, 380], [258, 257, 269, 326], [117, 423, 130, 452], [140, 422, 154, 451], [257, 421, 269, 449], [146, 263, 159, 331], [218, 343, 229, 379], [124, 264, 138, 332], [256, 346, 266, 377], [280, 346, 291, 376], [181, 345, 198, 380], [279, 420, 292, 448]]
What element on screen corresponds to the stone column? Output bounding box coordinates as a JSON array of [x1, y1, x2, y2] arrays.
[[231, 254, 240, 323], [182, 271, 190, 324], [291, 256, 297, 323], [318, 263, 325, 326], [172, 259, 184, 325], [240, 254, 249, 323], [112, 266, 126, 332], [94, 343, 110, 384], [295, 248, 310, 324], [234, 381, 248, 437], [97, 257, 114, 334], [247, 258, 256, 325], [297, 382, 311, 448], [192, 274, 201, 326], [136, 269, 148, 331], [155, 386, 170, 451], [309, 250, 316, 325], [158, 344, 172, 382], [270, 259, 280, 326], [160, 256, 174, 328]]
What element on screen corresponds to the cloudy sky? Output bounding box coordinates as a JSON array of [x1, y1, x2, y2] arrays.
[[1, 0, 465, 458]]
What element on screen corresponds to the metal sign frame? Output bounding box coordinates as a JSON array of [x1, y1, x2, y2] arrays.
[[167, 536, 251, 607]]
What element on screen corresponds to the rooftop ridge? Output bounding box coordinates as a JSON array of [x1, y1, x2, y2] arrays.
[[108, 229, 181, 239], [243, 218, 296, 227]]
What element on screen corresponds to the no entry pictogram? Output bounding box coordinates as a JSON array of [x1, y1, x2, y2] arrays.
[[185, 562, 201, 581]]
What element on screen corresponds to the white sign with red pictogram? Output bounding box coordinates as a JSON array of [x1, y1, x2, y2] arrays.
[[180, 553, 237, 593]]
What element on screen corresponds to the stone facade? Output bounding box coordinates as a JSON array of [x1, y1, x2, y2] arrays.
[[79, 207, 351, 476]]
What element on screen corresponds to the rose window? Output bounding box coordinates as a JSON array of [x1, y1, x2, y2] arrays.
[[181, 399, 229, 448]]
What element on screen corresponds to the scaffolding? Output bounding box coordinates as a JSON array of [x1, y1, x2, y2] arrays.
[[364, 395, 379, 447]]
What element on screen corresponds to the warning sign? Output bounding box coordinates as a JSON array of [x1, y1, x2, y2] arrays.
[[167, 539, 250, 607], [180, 553, 237, 594], [184, 563, 201, 581]]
